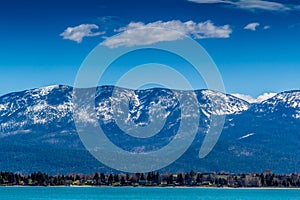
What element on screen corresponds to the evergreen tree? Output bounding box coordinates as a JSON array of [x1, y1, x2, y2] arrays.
[[120, 176, 126, 185], [177, 173, 184, 185], [100, 173, 106, 184], [108, 174, 113, 185], [93, 173, 99, 185], [260, 173, 265, 186], [147, 172, 152, 182], [114, 174, 120, 183]]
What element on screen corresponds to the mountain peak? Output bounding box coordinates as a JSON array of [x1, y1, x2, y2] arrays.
[[261, 90, 300, 107]]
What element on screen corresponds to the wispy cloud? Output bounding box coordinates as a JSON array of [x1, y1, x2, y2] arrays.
[[188, 0, 299, 11], [263, 25, 271, 30], [60, 24, 105, 43], [102, 20, 232, 48], [244, 22, 260, 31]]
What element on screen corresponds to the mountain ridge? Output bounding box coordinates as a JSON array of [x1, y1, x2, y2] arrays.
[[0, 85, 299, 174], [2, 84, 292, 104]]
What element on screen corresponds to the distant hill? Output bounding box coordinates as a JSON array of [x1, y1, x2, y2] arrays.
[[0, 85, 299, 174]]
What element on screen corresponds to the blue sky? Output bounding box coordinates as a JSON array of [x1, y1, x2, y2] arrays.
[[0, 0, 300, 98]]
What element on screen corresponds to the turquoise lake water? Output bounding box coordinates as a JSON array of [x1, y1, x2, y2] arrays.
[[0, 187, 299, 199]]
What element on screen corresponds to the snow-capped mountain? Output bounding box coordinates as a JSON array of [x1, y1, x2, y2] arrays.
[[0, 85, 299, 174], [251, 91, 300, 118], [0, 85, 249, 135], [0, 85, 73, 134]]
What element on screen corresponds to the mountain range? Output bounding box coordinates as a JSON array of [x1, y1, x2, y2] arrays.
[[0, 85, 299, 174]]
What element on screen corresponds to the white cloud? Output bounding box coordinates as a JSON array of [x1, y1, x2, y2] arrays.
[[60, 24, 105, 43], [188, 0, 298, 11], [263, 25, 271, 30], [256, 92, 277, 102], [231, 94, 256, 103], [102, 20, 232, 48], [244, 22, 260, 31], [235, 0, 290, 11], [232, 92, 277, 103]]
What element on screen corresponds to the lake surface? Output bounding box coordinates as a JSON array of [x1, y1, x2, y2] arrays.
[[0, 187, 299, 199]]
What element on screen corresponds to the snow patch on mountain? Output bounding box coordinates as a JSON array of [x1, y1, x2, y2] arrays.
[[201, 90, 249, 115], [238, 133, 255, 140], [0, 103, 8, 112], [0, 129, 31, 138], [32, 85, 60, 96]]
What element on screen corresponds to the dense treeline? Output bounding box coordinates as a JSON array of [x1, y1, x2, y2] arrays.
[[0, 170, 300, 187]]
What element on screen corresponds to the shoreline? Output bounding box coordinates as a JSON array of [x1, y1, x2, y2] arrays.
[[1, 185, 299, 190], [1, 170, 299, 189]]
